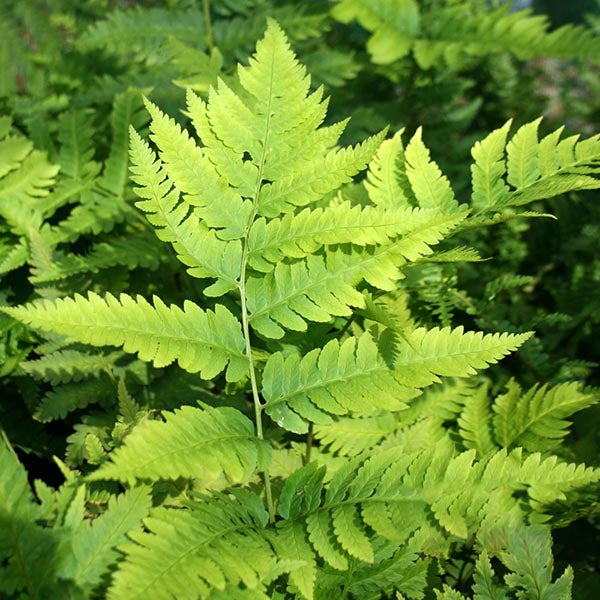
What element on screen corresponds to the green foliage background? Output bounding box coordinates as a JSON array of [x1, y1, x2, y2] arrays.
[[1, 1, 600, 598]]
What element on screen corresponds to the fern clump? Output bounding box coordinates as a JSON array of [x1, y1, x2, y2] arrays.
[[2, 17, 600, 600]]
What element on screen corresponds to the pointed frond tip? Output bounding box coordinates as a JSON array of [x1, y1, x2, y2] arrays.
[[2, 292, 248, 382]]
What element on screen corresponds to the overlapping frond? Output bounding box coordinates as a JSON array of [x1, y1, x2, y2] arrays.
[[58, 487, 151, 591], [492, 380, 598, 452], [313, 412, 396, 457], [262, 328, 530, 432], [3, 292, 248, 381], [90, 405, 268, 486], [100, 89, 148, 197], [457, 384, 496, 457], [277, 441, 600, 589], [129, 128, 243, 293], [108, 490, 279, 600], [28, 230, 162, 283], [262, 333, 415, 433], [247, 203, 416, 272], [0, 439, 60, 599], [247, 211, 465, 338], [391, 327, 532, 387], [34, 376, 116, 422]]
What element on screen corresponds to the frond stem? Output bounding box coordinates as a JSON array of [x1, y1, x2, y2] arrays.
[[239, 255, 275, 522]]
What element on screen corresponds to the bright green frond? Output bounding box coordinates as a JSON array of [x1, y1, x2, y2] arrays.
[[247, 210, 463, 338], [129, 128, 244, 291], [247, 203, 419, 272], [58, 487, 151, 590], [392, 327, 533, 387], [492, 380, 599, 452], [246, 249, 384, 339], [470, 119, 600, 215], [470, 120, 512, 210], [3, 292, 248, 381], [262, 333, 414, 433], [108, 490, 275, 600], [257, 130, 386, 217], [90, 405, 268, 486], [458, 384, 496, 457], [314, 412, 397, 456], [364, 129, 412, 208], [142, 98, 251, 238], [404, 128, 460, 214]]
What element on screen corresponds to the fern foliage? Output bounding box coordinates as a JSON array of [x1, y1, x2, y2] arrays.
[[1, 11, 600, 600]]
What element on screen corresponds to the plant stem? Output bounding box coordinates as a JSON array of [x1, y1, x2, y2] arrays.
[[239, 255, 275, 523], [202, 0, 214, 51]]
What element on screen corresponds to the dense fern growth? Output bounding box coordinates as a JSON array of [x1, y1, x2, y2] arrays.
[[2, 12, 600, 600]]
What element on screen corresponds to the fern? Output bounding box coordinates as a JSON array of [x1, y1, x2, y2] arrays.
[[2, 17, 600, 600], [492, 380, 598, 452], [5, 292, 248, 381], [89, 404, 270, 486]]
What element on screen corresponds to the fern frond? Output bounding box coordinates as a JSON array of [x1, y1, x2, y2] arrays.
[[257, 130, 386, 217], [392, 327, 532, 387], [100, 89, 147, 198], [470, 120, 512, 210], [78, 7, 205, 57], [470, 119, 600, 216], [247, 211, 465, 338], [3, 292, 248, 381], [472, 551, 509, 600], [501, 526, 573, 599], [313, 412, 397, 456], [108, 490, 277, 600], [0, 439, 60, 599], [492, 380, 598, 452], [139, 99, 251, 239], [404, 128, 460, 214], [29, 230, 162, 283], [129, 128, 243, 294], [364, 129, 412, 209], [44, 192, 128, 245], [21, 349, 120, 385], [0, 132, 32, 178], [332, 1, 600, 67], [34, 376, 116, 422], [0, 237, 28, 276], [0, 148, 58, 233], [457, 384, 496, 457], [247, 203, 416, 272], [262, 333, 414, 433], [57, 109, 98, 180], [58, 487, 151, 590], [89, 405, 269, 486]]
